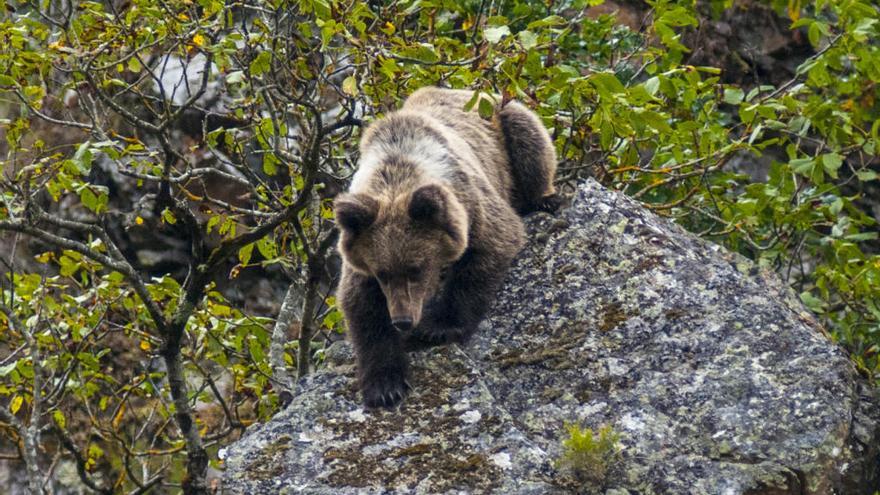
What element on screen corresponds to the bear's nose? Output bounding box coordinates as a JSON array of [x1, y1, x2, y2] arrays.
[[392, 318, 413, 332]]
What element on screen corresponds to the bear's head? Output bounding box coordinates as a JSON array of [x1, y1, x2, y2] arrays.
[[334, 183, 468, 330]]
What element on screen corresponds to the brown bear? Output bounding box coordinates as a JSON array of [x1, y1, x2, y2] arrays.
[[334, 87, 559, 408]]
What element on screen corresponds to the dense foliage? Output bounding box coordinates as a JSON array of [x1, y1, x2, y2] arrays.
[[0, 0, 877, 492]]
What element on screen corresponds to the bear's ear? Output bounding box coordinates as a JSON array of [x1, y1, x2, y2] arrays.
[[408, 184, 446, 224], [334, 193, 378, 234]]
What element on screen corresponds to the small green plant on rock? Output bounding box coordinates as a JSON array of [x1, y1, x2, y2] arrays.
[[556, 423, 622, 486]]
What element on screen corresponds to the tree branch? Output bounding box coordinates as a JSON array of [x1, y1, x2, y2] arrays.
[[0, 301, 44, 494], [0, 219, 168, 336]]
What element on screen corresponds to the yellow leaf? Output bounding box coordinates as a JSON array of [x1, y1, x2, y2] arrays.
[[53, 410, 66, 429], [787, 0, 801, 22], [135, 216, 144, 226], [192, 33, 206, 47], [139, 340, 150, 351], [181, 188, 204, 201], [342, 75, 358, 96], [112, 403, 126, 429], [10, 395, 22, 414], [34, 252, 53, 263]]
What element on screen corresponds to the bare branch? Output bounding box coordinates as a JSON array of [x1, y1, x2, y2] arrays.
[[269, 281, 302, 391]]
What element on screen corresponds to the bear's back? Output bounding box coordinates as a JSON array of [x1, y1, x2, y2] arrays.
[[400, 88, 513, 204]]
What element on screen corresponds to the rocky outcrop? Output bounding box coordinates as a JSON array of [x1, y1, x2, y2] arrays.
[[222, 180, 879, 494]]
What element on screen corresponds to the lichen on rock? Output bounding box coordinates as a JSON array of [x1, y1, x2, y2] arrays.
[[222, 180, 879, 494]]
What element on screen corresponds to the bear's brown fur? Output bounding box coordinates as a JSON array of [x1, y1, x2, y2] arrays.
[[335, 87, 559, 408]]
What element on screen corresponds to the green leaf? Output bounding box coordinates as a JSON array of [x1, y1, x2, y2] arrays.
[[852, 18, 878, 43], [53, 410, 66, 429], [590, 72, 625, 95], [829, 197, 843, 215], [249, 338, 265, 364], [88, 444, 103, 461], [821, 153, 842, 179], [856, 170, 878, 181], [59, 255, 80, 277], [518, 30, 538, 50], [226, 70, 245, 84], [80, 187, 98, 211], [790, 157, 814, 176], [256, 237, 276, 260], [644, 76, 660, 96], [748, 124, 763, 145], [206, 215, 222, 234], [478, 97, 495, 119], [799, 291, 824, 312], [845, 232, 878, 242], [263, 153, 279, 176], [640, 111, 672, 133], [807, 21, 823, 47], [0, 361, 16, 377], [312, 0, 331, 19], [723, 88, 744, 105], [342, 75, 358, 96], [161, 208, 177, 225], [73, 141, 92, 174], [526, 15, 566, 29], [239, 243, 254, 265], [484, 25, 511, 43], [249, 51, 272, 76], [523, 50, 544, 78], [463, 90, 480, 112], [399, 43, 439, 63]]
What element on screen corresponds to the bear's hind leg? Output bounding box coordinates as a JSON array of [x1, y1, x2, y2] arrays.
[[498, 101, 562, 215]]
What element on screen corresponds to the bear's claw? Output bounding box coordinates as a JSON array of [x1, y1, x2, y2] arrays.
[[362, 369, 411, 409], [536, 193, 564, 214]]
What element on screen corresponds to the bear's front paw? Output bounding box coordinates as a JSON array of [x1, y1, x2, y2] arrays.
[[403, 322, 468, 351], [536, 193, 564, 214], [361, 368, 411, 409]]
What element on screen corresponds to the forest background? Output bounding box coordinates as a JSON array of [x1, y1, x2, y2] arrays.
[[0, 0, 878, 493]]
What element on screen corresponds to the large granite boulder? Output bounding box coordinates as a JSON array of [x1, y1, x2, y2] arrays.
[[222, 180, 879, 494]]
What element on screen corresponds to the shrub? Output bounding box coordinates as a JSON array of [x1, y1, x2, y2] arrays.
[[557, 423, 622, 485]]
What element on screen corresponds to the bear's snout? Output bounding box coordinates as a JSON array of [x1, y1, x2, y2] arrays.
[[383, 284, 425, 331]]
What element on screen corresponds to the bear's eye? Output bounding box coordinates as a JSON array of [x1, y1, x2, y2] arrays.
[[405, 266, 423, 280]]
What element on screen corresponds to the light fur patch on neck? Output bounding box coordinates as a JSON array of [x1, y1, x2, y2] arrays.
[[350, 134, 452, 193]]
